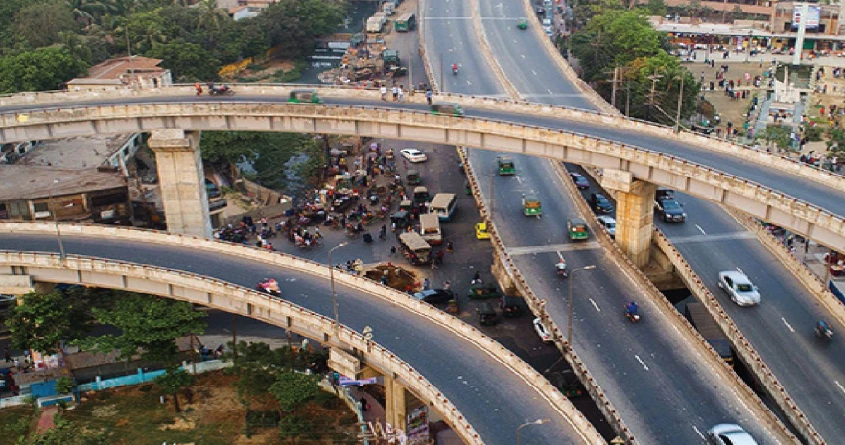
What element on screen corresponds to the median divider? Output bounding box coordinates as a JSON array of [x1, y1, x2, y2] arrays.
[[468, 0, 520, 99], [650, 230, 821, 445], [418, 0, 439, 94], [456, 148, 626, 444], [547, 161, 800, 444], [0, 222, 604, 445]]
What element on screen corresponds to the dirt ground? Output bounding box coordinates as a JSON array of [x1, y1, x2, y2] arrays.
[[684, 60, 770, 134]]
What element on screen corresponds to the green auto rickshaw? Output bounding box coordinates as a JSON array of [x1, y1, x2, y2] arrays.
[[517, 17, 528, 30], [497, 156, 515, 176], [477, 302, 499, 326], [431, 102, 465, 117], [567, 218, 590, 241], [522, 193, 542, 217], [288, 89, 323, 104], [406, 169, 421, 185]]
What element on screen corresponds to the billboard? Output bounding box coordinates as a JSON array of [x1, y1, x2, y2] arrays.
[[792, 5, 821, 30]]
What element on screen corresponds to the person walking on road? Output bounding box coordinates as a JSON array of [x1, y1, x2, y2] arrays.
[[380, 85, 388, 101], [425, 89, 433, 105]]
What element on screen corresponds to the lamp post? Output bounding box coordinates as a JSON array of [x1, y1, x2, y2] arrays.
[[328, 242, 349, 332], [516, 418, 549, 445], [745, 30, 753, 63], [674, 74, 685, 134], [48, 179, 66, 261], [567, 265, 596, 347]]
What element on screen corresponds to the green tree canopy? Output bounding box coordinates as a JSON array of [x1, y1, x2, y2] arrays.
[[18, 415, 107, 445], [146, 41, 220, 81], [76, 292, 206, 363], [13, 1, 80, 50], [269, 372, 320, 412], [7, 290, 91, 355], [154, 367, 195, 412], [0, 46, 87, 93], [572, 10, 663, 82]]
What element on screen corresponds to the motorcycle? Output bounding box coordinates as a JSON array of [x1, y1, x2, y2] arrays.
[[815, 321, 834, 340], [555, 261, 568, 278], [209, 85, 235, 96], [452, 65, 459, 75], [257, 278, 281, 296], [625, 303, 641, 323]]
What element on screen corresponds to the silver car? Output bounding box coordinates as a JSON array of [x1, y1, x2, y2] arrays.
[[707, 423, 759, 445], [718, 270, 761, 306], [596, 215, 616, 238]]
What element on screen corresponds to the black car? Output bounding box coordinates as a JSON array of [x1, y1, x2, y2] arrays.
[[590, 193, 614, 214], [413, 289, 455, 305], [656, 198, 686, 223], [570, 173, 590, 190]]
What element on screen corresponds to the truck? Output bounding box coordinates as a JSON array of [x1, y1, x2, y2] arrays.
[[684, 302, 734, 366], [382, 1, 395, 15], [366, 16, 386, 33]]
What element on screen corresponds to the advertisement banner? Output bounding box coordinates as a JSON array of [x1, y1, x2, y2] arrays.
[[792, 5, 821, 30]]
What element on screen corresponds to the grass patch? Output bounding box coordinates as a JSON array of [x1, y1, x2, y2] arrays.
[[271, 60, 308, 83], [0, 405, 36, 445]]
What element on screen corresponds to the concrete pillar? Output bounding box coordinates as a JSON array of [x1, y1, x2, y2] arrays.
[[383, 374, 407, 431], [601, 170, 657, 268], [148, 130, 212, 238]]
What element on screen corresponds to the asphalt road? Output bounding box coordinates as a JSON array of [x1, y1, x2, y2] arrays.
[[425, 1, 785, 442], [0, 232, 588, 445]]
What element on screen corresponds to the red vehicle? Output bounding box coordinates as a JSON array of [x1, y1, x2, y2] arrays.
[[257, 278, 281, 296]]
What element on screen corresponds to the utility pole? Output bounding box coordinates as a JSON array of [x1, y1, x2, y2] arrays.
[[608, 66, 620, 109], [675, 75, 685, 133], [625, 82, 631, 117], [646, 68, 663, 121]]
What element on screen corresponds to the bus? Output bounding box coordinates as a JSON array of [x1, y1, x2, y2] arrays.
[[399, 232, 432, 265], [429, 193, 457, 221], [394, 12, 416, 32], [419, 213, 442, 245]]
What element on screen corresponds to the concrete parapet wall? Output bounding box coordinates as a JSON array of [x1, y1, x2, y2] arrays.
[[0, 222, 604, 445], [651, 230, 822, 445]]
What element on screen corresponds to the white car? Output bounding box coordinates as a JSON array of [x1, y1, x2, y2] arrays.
[[400, 148, 427, 163], [718, 270, 761, 306], [533, 318, 553, 343], [706, 424, 759, 445], [596, 215, 616, 238]]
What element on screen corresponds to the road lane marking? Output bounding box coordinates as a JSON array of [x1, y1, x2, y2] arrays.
[[634, 355, 650, 371], [695, 224, 706, 235], [531, 70, 537, 75], [508, 242, 601, 255], [521, 54, 526, 59], [669, 231, 755, 244], [556, 251, 565, 261], [692, 426, 705, 439], [835, 381, 845, 395], [782, 317, 795, 333], [589, 298, 600, 312]]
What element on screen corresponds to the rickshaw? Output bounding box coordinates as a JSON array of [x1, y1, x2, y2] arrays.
[[522, 193, 542, 217], [430, 102, 465, 117], [477, 302, 499, 326], [517, 17, 528, 30], [567, 218, 590, 241], [464, 180, 472, 195], [468, 283, 502, 300], [406, 169, 421, 185], [497, 156, 515, 176], [288, 89, 323, 104]]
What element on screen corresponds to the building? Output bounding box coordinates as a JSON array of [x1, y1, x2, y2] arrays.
[[66, 56, 173, 91]]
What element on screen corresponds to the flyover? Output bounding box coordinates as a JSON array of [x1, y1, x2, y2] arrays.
[[0, 223, 603, 445], [1, 88, 845, 257]]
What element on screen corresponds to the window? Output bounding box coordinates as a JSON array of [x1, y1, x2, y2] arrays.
[[33, 202, 49, 213], [737, 283, 753, 292]]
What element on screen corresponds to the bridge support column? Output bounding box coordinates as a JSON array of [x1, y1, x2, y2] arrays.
[[148, 130, 211, 238], [602, 170, 657, 268], [383, 374, 408, 431]]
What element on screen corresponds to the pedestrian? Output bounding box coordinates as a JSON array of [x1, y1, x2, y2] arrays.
[[392, 85, 399, 101], [398, 85, 405, 102], [425, 89, 433, 105], [423, 278, 430, 290], [381, 272, 389, 285], [380, 85, 388, 101], [360, 396, 368, 411], [3, 348, 10, 363], [446, 241, 454, 252], [436, 250, 444, 264], [332, 371, 340, 387], [444, 281, 451, 291], [472, 271, 481, 285], [195, 82, 202, 96], [390, 245, 397, 256]]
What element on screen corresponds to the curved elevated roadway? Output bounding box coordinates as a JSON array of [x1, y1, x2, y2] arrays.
[[424, 1, 791, 443], [475, 0, 845, 442], [0, 229, 595, 445]]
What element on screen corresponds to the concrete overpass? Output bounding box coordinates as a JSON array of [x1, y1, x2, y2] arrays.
[[1, 87, 844, 265], [0, 223, 604, 445]]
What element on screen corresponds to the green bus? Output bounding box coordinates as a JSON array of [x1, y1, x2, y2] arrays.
[[395, 12, 416, 32], [497, 156, 515, 175]]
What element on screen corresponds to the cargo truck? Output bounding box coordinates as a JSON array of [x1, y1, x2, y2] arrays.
[[366, 16, 386, 33]]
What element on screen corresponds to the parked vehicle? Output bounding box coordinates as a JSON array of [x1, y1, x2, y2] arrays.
[[533, 318, 553, 342], [475, 222, 491, 240], [497, 156, 516, 175], [401, 148, 427, 163], [570, 172, 590, 189], [429, 193, 457, 221], [590, 193, 614, 214], [412, 186, 430, 207], [394, 12, 416, 32], [287, 89, 322, 104], [413, 289, 455, 305], [567, 218, 590, 241], [476, 302, 499, 326], [467, 283, 502, 300], [419, 213, 442, 245], [390, 210, 410, 230], [522, 193, 542, 217], [501, 295, 524, 317], [596, 215, 616, 238], [685, 302, 734, 365], [406, 169, 421, 185], [399, 232, 432, 265], [718, 269, 761, 306]]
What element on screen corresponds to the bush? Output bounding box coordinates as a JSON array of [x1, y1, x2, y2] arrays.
[[804, 125, 824, 142]]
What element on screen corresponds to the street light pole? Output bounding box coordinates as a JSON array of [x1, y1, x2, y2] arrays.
[[329, 242, 349, 332], [48, 179, 66, 262], [567, 265, 596, 347], [675, 74, 685, 134], [516, 418, 550, 445]]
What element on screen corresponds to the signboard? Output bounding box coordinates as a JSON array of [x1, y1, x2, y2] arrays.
[[406, 406, 430, 445], [338, 376, 378, 386], [792, 5, 821, 30]]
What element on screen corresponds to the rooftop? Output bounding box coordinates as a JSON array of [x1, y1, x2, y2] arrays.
[[82, 56, 166, 81], [19, 134, 134, 170], [0, 165, 126, 201], [64, 336, 195, 371]]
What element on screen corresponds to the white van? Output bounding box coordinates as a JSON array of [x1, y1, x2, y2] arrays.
[[429, 193, 457, 221], [419, 213, 443, 245]]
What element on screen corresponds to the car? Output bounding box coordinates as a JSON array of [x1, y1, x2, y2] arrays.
[[590, 193, 614, 214], [533, 318, 553, 343], [706, 424, 759, 445], [412, 289, 455, 305], [656, 199, 686, 223], [597, 215, 616, 238], [570, 172, 590, 189], [400, 148, 427, 163], [475, 222, 491, 240], [718, 270, 761, 306]]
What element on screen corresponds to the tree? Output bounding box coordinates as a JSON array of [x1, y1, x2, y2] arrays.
[[756, 125, 791, 152], [571, 10, 662, 82], [153, 367, 194, 412], [13, 1, 80, 49], [643, 0, 667, 16], [195, 0, 227, 46], [55, 377, 75, 395], [146, 41, 220, 81], [19, 415, 107, 445], [7, 291, 90, 356], [77, 293, 206, 363], [0, 47, 87, 93], [269, 371, 319, 412], [65, 0, 113, 27]]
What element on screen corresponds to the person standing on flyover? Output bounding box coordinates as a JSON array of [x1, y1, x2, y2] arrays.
[[195, 82, 202, 96]]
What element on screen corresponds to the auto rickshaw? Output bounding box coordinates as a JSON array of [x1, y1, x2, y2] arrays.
[[522, 193, 542, 217], [464, 180, 472, 196], [517, 17, 528, 30], [399, 199, 413, 212], [477, 302, 499, 326], [468, 283, 502, 300], [390, 210, 410, 230], [288, 89, 323, 104], [406, 169, 421, 185], [497, 156, 515, 176], [567, 218, 590, 241], [431, 102, 465, 117]]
